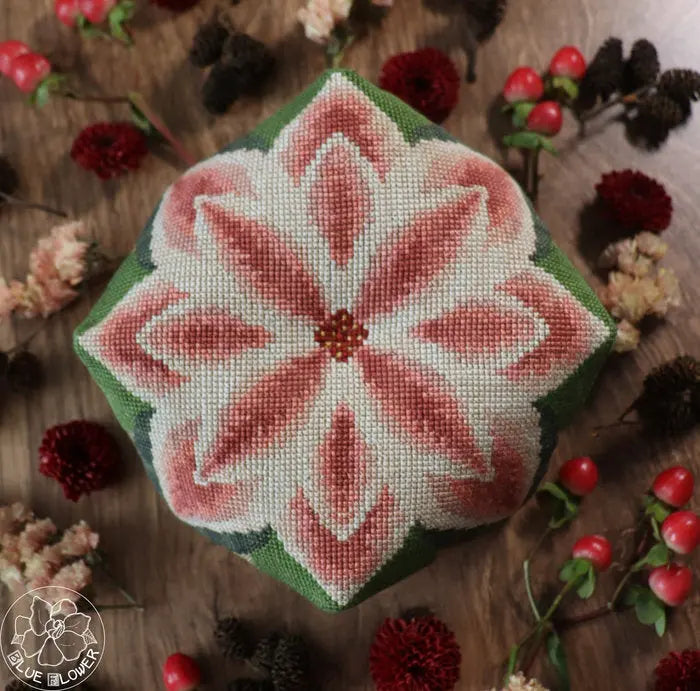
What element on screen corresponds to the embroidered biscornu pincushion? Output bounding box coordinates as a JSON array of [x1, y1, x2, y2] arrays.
[[75, 70, 615, 611]]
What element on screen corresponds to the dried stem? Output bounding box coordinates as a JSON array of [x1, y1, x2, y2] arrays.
[[0, 192, 68, 218]]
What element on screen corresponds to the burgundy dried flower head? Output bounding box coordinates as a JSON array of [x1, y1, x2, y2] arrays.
[[70, 122, 148, 180], [596, 169, 673, 232], [379, 47, 460, 123], [655, 649, 700, 691], [369, 614, 461, 691], [150, 0, 200, 11], [39, 421, 121, 501]]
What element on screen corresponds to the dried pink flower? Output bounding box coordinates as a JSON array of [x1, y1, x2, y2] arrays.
[[0, 502, 33, 534], [31, 221, 89, 286], [49, 560, 92, 596], [613, 319, 641, 353], [24, 551, 57, 588], [17, 518, 57, 561], [298, 0, 352, 43], [488, 673, 550, 691], [57, 520, 99, 557], [636, 231, 668, 260], [651, 268, 681, 316]]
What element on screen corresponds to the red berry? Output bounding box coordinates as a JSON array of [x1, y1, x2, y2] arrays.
[[558, 456, 599, 496], [0, 40, 30, 76], [572, 534, 612, 571], [661, 511, 700, 555], [502, 66, 544, 104], [549, 46, 587, 80], [55, 0, 80, 26], [526, 100, 563, 136], [78, 0, 117, 23], [162, 653, 201, 691], [649, 564, 692, 607], [9, 53, 51, 93], [653, 466, 695, 508]]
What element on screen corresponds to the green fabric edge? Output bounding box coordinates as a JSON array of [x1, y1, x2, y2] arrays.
[[73, 68, 615, 612]]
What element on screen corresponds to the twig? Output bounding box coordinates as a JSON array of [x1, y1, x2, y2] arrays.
[[0, 192, 68, 218]]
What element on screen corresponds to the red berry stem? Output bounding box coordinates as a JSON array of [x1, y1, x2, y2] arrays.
[[0, 190, 68, 218]]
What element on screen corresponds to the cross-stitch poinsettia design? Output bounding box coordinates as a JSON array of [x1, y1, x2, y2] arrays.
[[79, 73, 612, 607]]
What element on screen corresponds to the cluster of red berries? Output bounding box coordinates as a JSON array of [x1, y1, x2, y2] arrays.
[[502, 46, 587, 151], [0, 40, 52, 95], [54, 0, 134, 44]]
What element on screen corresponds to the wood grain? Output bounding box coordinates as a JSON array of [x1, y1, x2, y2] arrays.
[[1, 1, 699, 689]]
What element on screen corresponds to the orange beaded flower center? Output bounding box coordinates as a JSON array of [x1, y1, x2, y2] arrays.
[[314, 309, 369, 362]]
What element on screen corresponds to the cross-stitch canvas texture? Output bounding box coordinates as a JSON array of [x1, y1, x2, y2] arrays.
[[75, 70, 616, 611]]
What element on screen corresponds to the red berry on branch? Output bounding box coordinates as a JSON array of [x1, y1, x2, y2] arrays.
[[162, 653, 201, 691], [55, 0, 80, 26], [549, 45, 587, 80], [9, 53, 51, 93], [653, 466, 695, 508], [649, 564, 692, 607], [558, 456, 599, 496], [502, 66, 544, 103], [526, 100, 563, 135], [572, 535, 612, 571], [661, 511, 700, 555], [78, 0, 117, 23], [0, 40, 30, 76]]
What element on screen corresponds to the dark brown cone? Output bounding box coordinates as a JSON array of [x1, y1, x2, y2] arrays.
[[215, 616, 255, 660], [0, 155, 20, 197], [190, 14, 231, 67], [250, 634, 280, 672], [625, 39, 660, 90], [270, 635, 311, 691], [228, 680, 274, 691], [6, 352, 43, 392], [577, 37, 625, 109], [464, 0, 508, 41], [658, 68, 700, 102]]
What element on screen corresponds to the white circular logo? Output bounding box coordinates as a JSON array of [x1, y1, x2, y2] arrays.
[[0, 587, 105, 690]]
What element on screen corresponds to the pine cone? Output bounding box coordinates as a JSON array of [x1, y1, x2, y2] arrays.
[[634, 355, 700, 435], [625, 39, 660, 90], [202, 60, 248, 114], [634, 92, 690, 146], [190, 14, 231, 67], [578, 37, 624, 109], [0, 155, 19, 197], [228, 680, 274, 691], [215, 616, 255, 660], [6, 351, 43, 392], [658, 68, 700, 102], [220, 32, 274, 77], [270, 635, 310, 691], [250, 634, 280, 672], [0, 351, 9, 379], [464, 0, 508, 41]]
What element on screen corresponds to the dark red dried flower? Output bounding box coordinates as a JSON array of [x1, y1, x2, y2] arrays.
[[150, 0, 200, 11], [70, 122, 148, 180], [369, 615, 461, 691], [39, 421, 121, 501], [654, 649, 700, 691], [596, 169, 673, 232], [379, 47, 460, 123]]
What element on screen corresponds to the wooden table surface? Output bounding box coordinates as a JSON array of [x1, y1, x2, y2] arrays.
[[1, 1, 699, 689]]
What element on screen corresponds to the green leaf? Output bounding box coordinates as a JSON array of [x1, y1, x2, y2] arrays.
[[129, 103, 154, 136], [641, 543, 670, 568], [539, 482, 579, 527], [654, 609, 667, 637], [635, 591, 665, 626], [576, 567, 596, 599], [651, 517, 661, 542], [512, 101, 535, 129], [551, 75, 579, 100], [645, 499, 671, 523], [546, 631, 570, 691], [538, 136, 558, 155], [502, 131, 543, 150], [559, 557, 591, 583], [622, 584, 646, 607], [108, 3, 134, 44]]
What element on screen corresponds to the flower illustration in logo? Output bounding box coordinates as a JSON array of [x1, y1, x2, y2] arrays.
[[12, 596, 96, 667]]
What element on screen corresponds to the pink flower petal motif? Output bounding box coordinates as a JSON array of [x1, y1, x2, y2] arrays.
[[353, 191, 482, 322], [317, 404, 370, 528], [94, 280, 188, 396], [497, 271, 593, 381], [203, 202, 327, 323], [284, 486, 402, 590], [413, 300, 537, 358], [430, 432, 528, 521], [425, 146, 528, 245], [145, 307, 272, 363], [201, 350, 328, 478], [161, 420, 257, 523], [160, 158, 256, 254], [355, 348, 486, 473], [308, 141, 372, 267], [278, 78, 405, 184]]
